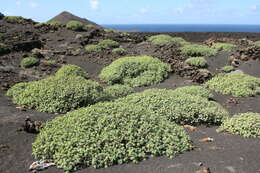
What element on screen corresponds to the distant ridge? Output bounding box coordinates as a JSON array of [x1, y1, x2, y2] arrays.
[[48, 11, 101, 28]]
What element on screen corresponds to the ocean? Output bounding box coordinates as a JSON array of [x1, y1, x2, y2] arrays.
[[101, 24, 260, 33]]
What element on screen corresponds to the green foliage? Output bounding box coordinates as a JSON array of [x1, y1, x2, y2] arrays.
[[103, 84, 133, 100], [46, 21, 64, 27], [221, 66, 235, 73], [254, 41, 260, 47], [55, 64, 88, 79], [66, 20, 84, 31], [20, 57, 40, 68], [3, 16, 25, 23], [98, 39, 120, 49], [99, 56, 171, 87], [116, 88, 228, 125], [212, 43, 237, 51], [185, 57, 207, 68], [112, 48, 127, 55], [83, 24, 94, 30], [173, 85, 214, 99], [181, 44, 217, 57], [104, 29, 115, 33], [206, 73, 260, 97], [7, 65, 103, 113], [148, 34, 189, 46], [85, 44, 103, 52], [217, 112, 260, 138], [32, 102, 192, 172]]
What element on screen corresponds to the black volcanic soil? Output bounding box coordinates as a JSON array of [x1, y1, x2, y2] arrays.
[[0, 16, 260, 173]]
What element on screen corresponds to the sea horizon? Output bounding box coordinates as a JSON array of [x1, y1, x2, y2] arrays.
[[101, 24, 260, 33]]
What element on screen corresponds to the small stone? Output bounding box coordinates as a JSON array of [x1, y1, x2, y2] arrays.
[[196, 167, 211, 173]]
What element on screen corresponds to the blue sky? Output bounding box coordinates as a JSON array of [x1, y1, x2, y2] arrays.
[[1, 0, 260, 24]]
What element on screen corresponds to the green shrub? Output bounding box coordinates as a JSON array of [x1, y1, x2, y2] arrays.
[[185, 57, 207, 68], [85, 44, 103, 52], [103, 84, 133, 100], [46, 21, 64, 27], [32, 101, 192, 172], [20, 57, 39, 68], [148, 34, 189, 46], [83, 24, 94, 30], [181, 44, 217, 57], [99, 56, 171, 87], [173, 86, 214, 99], [66, 20, 84, 31], [206, 73, 260, 97], [116, 88, 228, 125], [254, 41, 260, 47], [55, 64, 88, 79], [104, 29, 115, 33], [112, 48, 127, 55], [217, 112, 260, 138], [98, 39, 120, 49], [7, 65, 103, 113], [3, 16, 25, 23], [212, 43, 237, 51], [221, 66, 235, 73]]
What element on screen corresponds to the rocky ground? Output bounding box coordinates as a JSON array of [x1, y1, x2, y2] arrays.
[[0, 14, 260, 173]]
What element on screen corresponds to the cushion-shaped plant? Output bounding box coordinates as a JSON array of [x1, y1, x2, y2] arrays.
[[206, 73, 260, 97], [103, 84, 133, 100], [181, 44, 217, 57], [46, 21, 64, 27], [66, 20, 84, 31], [185, 57, 207, 68], [112, 48, 127, 55], [3, 16, 25, 23], [20, 57, 40, 68], [98, 39, 120, 49], [116, 88, 228, 125], [55, 64, 88, 79], [173, 85, 214, 99], [99, 56, 171, 87], [217, 112, 260, 138], [212, 43, 237, 51], [148, 34, 189, 46], [85, 44, 103, 52], [7, 65, 102, 113], [32, 102, 192, 172], [254, 41, 260, 47], [221, 65, 235, 73]]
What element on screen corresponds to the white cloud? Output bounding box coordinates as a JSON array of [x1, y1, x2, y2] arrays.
[[90, 0, 99, 9], [29, 1, 38, 8]]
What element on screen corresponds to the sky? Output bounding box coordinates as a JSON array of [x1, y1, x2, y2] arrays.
[[0, 0, 260, 25]]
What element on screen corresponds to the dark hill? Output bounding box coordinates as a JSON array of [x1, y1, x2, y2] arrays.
[[48, 11, 101, 28]]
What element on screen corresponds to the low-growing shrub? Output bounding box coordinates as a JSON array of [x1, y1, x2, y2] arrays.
[[254, 41, 260, 47], [104, 29, 115, 33], [3, 16, 25, 23], [46, 21, 64, 27], [173, 85, 214, 99], [212, 43, 237, 51], [148, 34, 189, 46], [20, 57, 39, 68], [181, 44, 217, 57], [32, 101, 192, 172], [7, 65, 103, 113], [217, 112, 260, 138], [112, 48, 127, 55], [103, 84, 133, 100], [99, 56, 171, 87], [221, 65, 235, 73], [116, 88, 228, 125], [85, 44, 103, 52], [0, 43, 9, 55], [206, 73, 260, 97], [185, 57, 207, 68], [83, 24, 94, 30], [66, 20, 84, 31], [98, 39, 120, 49]]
